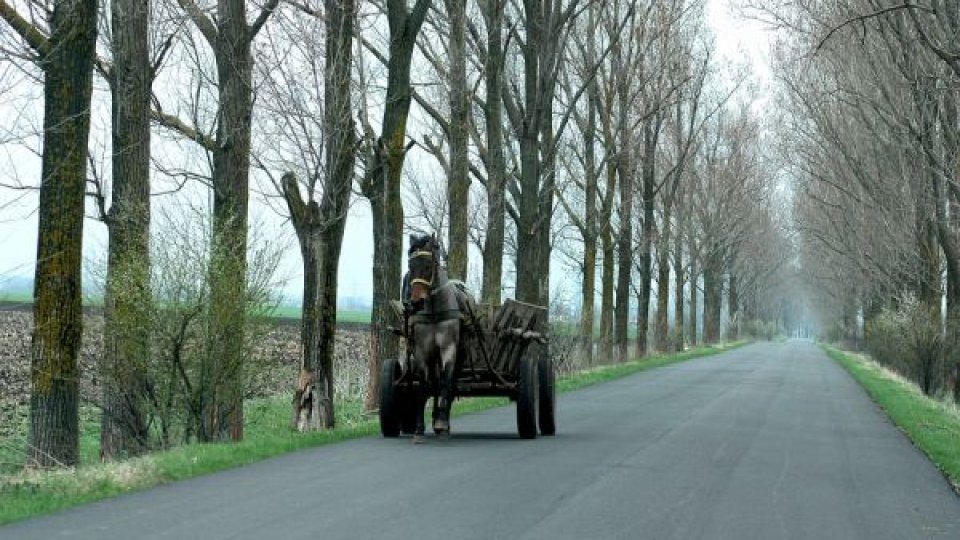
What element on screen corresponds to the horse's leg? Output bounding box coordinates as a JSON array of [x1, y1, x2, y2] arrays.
[[433, 320, 461, 435], [429, 354, 442, 432], [410, 327, 429, 443]]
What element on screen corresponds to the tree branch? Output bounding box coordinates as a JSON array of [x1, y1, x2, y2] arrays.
[[151, 107, 217, 152], [177, 0, 217, 46], [815, 3, 935, 54], [249, 0, 281, 42], [0, 0, 50, 58]]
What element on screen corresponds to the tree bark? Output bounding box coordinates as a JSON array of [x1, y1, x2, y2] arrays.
[[612, 47, 632, 362], [655, 204, 671, 351], [101, 0, 152, 460], [703, 247, 723, 344], [445, 0, 469, 281], [513, 0, 576, 311], [636, 118, 657, 358], [579, 65, 599, 364], [688, 256, 698, 347], [284, 0, 355, 431], [600, 226, 615, 361], [599, 104, 618, 362], [27, 0, 98, 468], [727, 269, 739, 341], [514, 0, 544, 307], [673, 221, 685, 351], [362, 0, 431, 412], [202, 1, 254, 442], [480, 0, 506, 305]]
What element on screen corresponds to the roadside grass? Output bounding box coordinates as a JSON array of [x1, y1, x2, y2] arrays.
[[0, 340, 748, 525], [0, 291, 32, 304], [268, 306, 371, 323], [825, 346, 960, 492], [557, 340, 748, 392]]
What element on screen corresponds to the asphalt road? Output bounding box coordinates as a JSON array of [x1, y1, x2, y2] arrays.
[[4, 341, 959, 539]]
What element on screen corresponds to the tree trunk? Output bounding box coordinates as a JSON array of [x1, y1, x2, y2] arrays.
[[537, 79, 556, 310], [948, 263, 960, 403], [288, 0, 357, 429], [284, 187, 346, 432], [514, 0, 571, 313], [636, 119, 656, 358], [481, 0, 505, 305], [673, 226, 684, 352], [703, 248, 722, 345], [101, 0, 152, 460], [613, 156, 632, 360], [514, 6, 543, 306], [579, 69, 599, 365], [290, 224, 332, 430], [613, 81, 632, 361], [600, 227, 615, 361], [201, 1, 257, 442], [445, 0, 469, 281], [655, 205, 671, 352], [599, 123, 617, 362], [28, 0, 98, 468], [689, 258, 698, 347], [362, 0, 431, 412], [727, 270, 739, 341]]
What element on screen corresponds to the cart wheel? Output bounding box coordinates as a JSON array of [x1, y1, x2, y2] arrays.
[[379, 358, 402, 437], [516, 355, 539, 439], [537, 356, 556, 436]]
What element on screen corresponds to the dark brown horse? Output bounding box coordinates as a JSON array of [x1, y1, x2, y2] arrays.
[[403, 234, 473, 440]]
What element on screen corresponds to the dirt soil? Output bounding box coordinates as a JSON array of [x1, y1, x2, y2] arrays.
[[0, 308, 372, 442]]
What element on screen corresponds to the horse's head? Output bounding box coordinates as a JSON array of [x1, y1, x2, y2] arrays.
[[407, 233, 439, 305]]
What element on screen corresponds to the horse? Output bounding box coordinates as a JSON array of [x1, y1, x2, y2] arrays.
[[403, 233, 474, 441]]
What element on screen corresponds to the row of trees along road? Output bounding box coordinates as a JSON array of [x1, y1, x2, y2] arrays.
[[0, 0, 792, 468], [753, 1, 960, 401]]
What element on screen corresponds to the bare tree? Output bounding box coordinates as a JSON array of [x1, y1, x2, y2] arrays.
[[358, 0, 431, 412], [175, 0, 280, 441], [0, 0, 99, 467], [98, 0, 157, 460], [445, 0, 469, 280], [480, 0, 507, 304], [257, 0, 357, 430], [506, 0, 584, 309]]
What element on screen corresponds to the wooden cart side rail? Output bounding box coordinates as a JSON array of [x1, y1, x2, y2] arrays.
[[485, 299, 547, 375]]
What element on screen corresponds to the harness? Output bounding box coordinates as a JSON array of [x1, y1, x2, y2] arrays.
[[406, 250, 465, 326], [408, 250, 435, 289]]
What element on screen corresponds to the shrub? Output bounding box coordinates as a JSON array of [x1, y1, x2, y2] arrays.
[[865, 293, 951, 397], [743, 319, 776, 341]]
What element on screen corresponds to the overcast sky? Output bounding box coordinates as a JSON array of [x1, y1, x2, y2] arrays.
[[0, 0, 770, 304]]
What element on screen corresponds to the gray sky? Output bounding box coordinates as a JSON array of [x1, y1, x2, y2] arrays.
[[0, 0, 769, 304]]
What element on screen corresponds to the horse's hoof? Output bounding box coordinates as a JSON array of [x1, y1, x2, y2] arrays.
[[433, 419, 449, 434], [413, 434, 425, 444]]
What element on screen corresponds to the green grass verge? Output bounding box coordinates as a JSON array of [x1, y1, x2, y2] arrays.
[[825, 346, 960, 492], [557, 341, 748, 392], [269, 306, 371, 323], [0, 340, 748, 525], [0, 291, 32, 304]]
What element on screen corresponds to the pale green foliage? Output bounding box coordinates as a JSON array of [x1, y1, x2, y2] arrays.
[[90, 204, 287, 448], [865, 294, 952, 397]]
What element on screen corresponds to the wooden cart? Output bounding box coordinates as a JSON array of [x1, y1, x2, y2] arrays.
[[379, 299, 555, 439]]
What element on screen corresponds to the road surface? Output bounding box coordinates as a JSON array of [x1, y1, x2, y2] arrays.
[[3, 341, 958, 539]]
